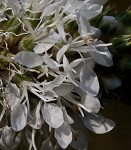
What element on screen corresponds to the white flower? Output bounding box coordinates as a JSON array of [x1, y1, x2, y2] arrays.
[[0, 0, 115, 149]]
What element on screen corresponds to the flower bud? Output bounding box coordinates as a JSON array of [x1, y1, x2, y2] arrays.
[[100, 16, 117, 34]]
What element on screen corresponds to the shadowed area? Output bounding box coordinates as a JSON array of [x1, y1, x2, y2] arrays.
[[88, 100, 131, 150], [106, 0, 131, 12]]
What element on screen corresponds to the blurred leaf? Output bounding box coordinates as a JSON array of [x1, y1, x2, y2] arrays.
[[101, 75, 122, 90]]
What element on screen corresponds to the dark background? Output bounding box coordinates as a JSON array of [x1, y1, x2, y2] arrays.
[[106, 0, 131, 12], [88, 100, 131, 150], [88, 0, 131, 150]]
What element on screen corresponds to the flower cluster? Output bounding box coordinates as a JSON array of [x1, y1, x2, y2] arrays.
[[0, 0, 115, 149]]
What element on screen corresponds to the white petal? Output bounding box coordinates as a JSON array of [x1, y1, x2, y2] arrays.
[[11, 104, 27, 131], [81, 94, 101, 113], [57, 21, 66, 41], [44, 72, 67, 91], [63, 55, 70, 71], [41, 103, 64, 128], [90, 41, 113, 66], [79, 3, 103, 20], [1, 126, 15, 147], [0, 126, 21, 149], [56, 44, 70, 62], [80, 64, 99, 96], [42, 1, 65, 16], [43, 54, 60, 70], [5, 83, 20, 111], [27, 101, 43, 129], [83, 113, 115, 134], [70, 58, 83, 68], [54, 83, 73, 96], [63, 108, 74, 124], [55, 122, 72, 149], [15, 51, 44, 68], [76, 12, 92, 37], [33, 43, 53, 54], [87, 0, 108, 5], [49, 29, 61, 41]]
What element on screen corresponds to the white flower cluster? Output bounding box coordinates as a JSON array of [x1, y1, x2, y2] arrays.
[[0, 0, 115, 149]]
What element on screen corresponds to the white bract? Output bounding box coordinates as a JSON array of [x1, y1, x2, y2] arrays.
[[0, 0, 115, 149]]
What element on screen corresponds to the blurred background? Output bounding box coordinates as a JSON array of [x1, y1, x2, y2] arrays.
[[107, 0, 131, 12], [88, 100, 131, 150], [88, 0, 131, 150]]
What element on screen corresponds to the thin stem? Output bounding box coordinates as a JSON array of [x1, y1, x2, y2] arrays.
[[0, 107, 6, 122]]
